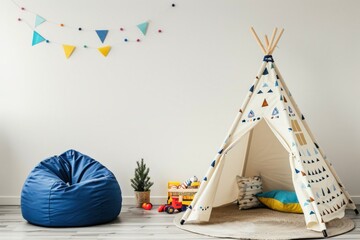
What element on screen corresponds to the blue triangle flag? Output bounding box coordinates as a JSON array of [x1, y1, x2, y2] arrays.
[[249, 85, 254, 92], [248, 110, 255, 118], [263, 68, 269, 75], [96, 30, 109, 43], [307, 149, 311, 156], [137, 22, 149, 35], [32, 31, 46, 46], [272, 107, 279, 116], [35, 15, 46, 27]]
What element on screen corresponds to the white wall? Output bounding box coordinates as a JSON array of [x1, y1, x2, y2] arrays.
[[0, 0, 359, 205]]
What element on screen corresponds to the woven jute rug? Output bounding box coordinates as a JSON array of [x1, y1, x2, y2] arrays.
[[174, 205, 354, 239]]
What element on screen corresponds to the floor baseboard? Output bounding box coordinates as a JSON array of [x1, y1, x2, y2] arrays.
[[0, 196, 20, 205]]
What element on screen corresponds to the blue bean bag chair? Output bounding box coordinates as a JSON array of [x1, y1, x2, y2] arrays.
[[21, 149, 122, 227]]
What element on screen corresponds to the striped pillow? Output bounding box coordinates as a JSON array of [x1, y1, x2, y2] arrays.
[[236, 175, 262, 210]]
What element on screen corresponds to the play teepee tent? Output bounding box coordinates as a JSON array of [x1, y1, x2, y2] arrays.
[[180, 27, 358, 237]]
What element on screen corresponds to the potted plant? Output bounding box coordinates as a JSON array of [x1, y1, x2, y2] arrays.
[[130, 158, 154, 207]]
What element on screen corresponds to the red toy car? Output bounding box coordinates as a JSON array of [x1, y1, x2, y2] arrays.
[[158, 196, 187, 214]]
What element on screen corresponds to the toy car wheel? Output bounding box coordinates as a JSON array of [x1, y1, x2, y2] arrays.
[[166, 206, 175, 214]]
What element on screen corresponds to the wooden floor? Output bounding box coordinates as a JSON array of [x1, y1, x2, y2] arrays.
[[0, 205, 358, 240]]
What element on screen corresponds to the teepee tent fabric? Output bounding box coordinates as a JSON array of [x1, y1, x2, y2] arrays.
[[181, 28, 357, 233]]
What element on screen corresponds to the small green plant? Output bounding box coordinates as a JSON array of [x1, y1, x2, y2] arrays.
[[130, 158, 154, 192]]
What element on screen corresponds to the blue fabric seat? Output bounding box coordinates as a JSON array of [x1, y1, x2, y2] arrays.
[[21, 149, 122, 227]]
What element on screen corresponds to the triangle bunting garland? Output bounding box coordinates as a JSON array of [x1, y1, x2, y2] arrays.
[[137, 21, 149, 35], [35, 15, 46, 27], [98, 45, 111, 57], [15, 0, 169, 59], [63, 45, 76, 59], [32, 31, 46, 46], [96, 30, 109, 43]]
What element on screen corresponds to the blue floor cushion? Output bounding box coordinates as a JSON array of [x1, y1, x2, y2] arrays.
[[21, 149, 122, 227]]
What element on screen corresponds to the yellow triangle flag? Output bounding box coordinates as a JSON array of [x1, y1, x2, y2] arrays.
[[63, 45, 76, 59], [98, 45, 111, 57]]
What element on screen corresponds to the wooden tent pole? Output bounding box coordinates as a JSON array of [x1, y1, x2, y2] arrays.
[[270, 28, 284, 54], [264, 35, 269, 50], [250, 27, 266, 54], [268, 27, 278, 54]]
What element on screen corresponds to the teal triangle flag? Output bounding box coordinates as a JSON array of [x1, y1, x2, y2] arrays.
[[35, 15, 46, 27], [96, 30, 109, 43], [32, 31, 46, 46], [137, 21, 149, 35]]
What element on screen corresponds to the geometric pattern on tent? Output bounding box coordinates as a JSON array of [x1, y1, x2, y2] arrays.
[[180, 28, 358, 237]]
